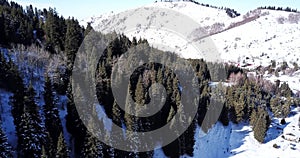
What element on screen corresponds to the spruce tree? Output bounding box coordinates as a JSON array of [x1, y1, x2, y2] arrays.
[[84, 22, 93, 37], [253, 108, 270, 143], [56, 133, 69, 158], [0, 126, 13, 158], [282, 97, 291, 118], [0, 13, 6, 45], [279, 82, 292, 98], [250, 109, 257, 127], [65, 17, 83, 69], [43, 75, 63, 154], [19, 83, 45, 157], [81, 133, 103, 157], [270, 96, 281, 117], [235, 92, 246, 123]]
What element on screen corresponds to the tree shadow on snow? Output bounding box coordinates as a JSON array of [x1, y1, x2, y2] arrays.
[[229, 123, 251, 155], [264, 119, 290, 143]]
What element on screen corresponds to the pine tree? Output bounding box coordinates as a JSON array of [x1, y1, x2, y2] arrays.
[[43, 75, 63, 155], [131, 37, 137, 47], [279, 82, 292, 98], [65, 82, 86, 156], [0, 13, 6, 45], [56, 133, 69, 158], [253, 108, 270, 143], [218, 103, 229, 126], [81, 133, 103, 157], [84, 22, 93, 37], [250, 110, 257, 127], [65, 17, 83, 69], [0, 126, 13, 158], [11, 82, 26, 128], [282, 97, 291, 118], [112, 100, 122, 126], [270, 96, 281, 117], [135, 75, 145, 106], [19, 84, 45, 158], [235, 92, 246, 123]]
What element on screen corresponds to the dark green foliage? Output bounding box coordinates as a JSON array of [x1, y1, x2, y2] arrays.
[[0, 50, 23, 92], [56, 133, 69, 158], [225, 72, 276, 126], [225, 64, 243, 79], [1, 1, 297, 156], [65, 17, 83, 68], [218, 103, 229, 126], [271, 60, 276, 68], [0, 13, 6, 45], [0, 126, 13, 158], [225, 8, 240, 18], [279, 82, 292, 98], [282, 97, 291, 118], [18, 84, 46, 157], [84, 22, 93, 37], [44, 8, 66, 53], [252, 107, 271, 143], [270, 96, 281, 117], [259, 6, 298, 13], [43, 75, 63, 156], [280, 61, 288, 71], [65, 82, 87, 156], [249, 109, 257, 127], [93, 35, 211, 157], [293, 62, 299, 71], [81, 133, 103, 158], [207, 62, 227, 82]]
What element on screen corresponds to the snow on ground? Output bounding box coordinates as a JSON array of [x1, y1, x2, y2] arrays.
[[153, 144, 167, 158], [193, 122, 232, 158], [229, 108, 300, 158], [88, 1, 244, 60], [86, 1, 238, 30], [88, 1, 300, 93], [264, 70, 300, 93], [191, 107, 300, 158], [211, 9, 300, 66], [0, 89, 17, 150], [89, 1, 300, 65], [57, 95, 75, 157]]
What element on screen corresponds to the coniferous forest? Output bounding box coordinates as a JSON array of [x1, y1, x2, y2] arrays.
[[0, 0, 300, 157]]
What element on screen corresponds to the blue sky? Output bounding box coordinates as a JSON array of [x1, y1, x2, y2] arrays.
[[11, 0, 300, 20]]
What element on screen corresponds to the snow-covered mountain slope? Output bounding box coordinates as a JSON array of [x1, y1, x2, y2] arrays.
[[82, 1, 300, 157], [84, 1, 246, 59], [86, 0, 300, 102], [190, 107, 300, 158], [88, 2, 239, 32], [86, 1, 300, 66], [212, 9, 300, 66]]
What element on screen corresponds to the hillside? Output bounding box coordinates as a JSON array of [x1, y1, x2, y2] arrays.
[[86, 0, 300, 103], [82, 1, 300, 157], [86, 2, 300, 64], [0, 1, 300, 157]]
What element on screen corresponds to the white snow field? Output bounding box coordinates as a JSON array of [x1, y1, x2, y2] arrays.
[[83, 1, 300, 93]]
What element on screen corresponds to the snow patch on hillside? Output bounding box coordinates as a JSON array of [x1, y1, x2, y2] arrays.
[[191, 108, 300, 158]]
